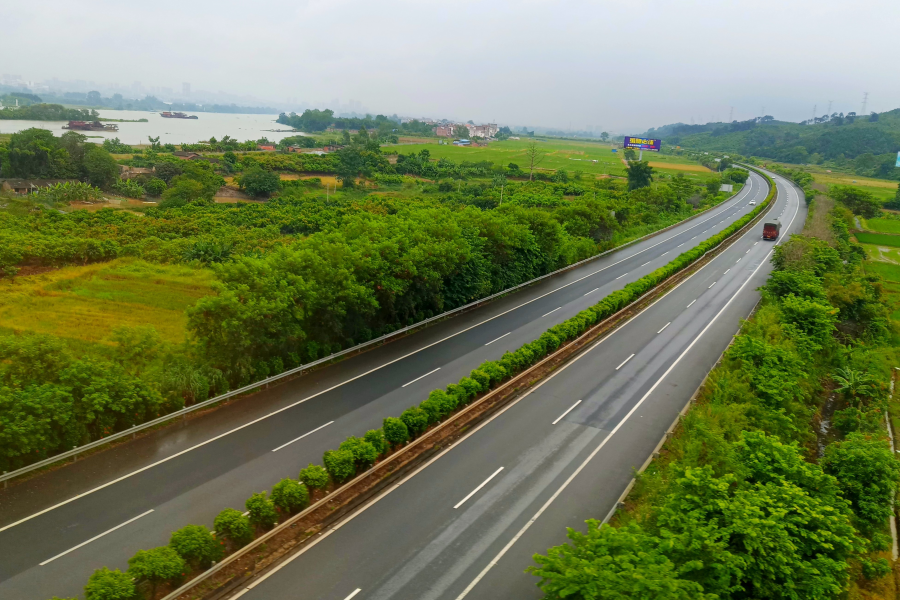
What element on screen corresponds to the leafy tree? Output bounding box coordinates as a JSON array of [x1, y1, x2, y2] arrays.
[[298, 463, 329, 490], [245, 491, 279, 529], [127, 546, 185, 598], [822, 432, 900, 532], [623, 148, 637, 161], [831, 367, 877, 406], [270, 478, 309, 514], [382, 417, 409, 447], [323, 448, 356, 483], [1, 128, 72, 178], [529, 521, 711, 600], [160, 178, 206, 207], [452, 125, 469, 139], [153, 161, 182, 183], [335, 147, 366, 188], [84, 567, 136, 600], [600, 131, 609, 141], [145, 177, 167, 196], [625, 160, 653, 190], [239, 167, 281, 198], [82, 145, 119, 188], [830, 186, 881, 218], [168, 525, 222, 569], [778, 293, 837, 343], [213, 508, 254, 547]]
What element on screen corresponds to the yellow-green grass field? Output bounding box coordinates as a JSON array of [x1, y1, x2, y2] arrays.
[[855, 232, 900, 247], [384, 138, 715, 182], [0, 258, 214, 345], [859, 217, 900, 234], [812, 172, 899, 203]]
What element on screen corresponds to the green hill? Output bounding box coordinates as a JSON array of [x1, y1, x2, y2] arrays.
[[643, 110, 900, 179]]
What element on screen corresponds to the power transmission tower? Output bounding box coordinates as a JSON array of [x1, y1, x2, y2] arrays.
[[862, 92, 868, 115], [729, 106, 733, 122], [812, 104, 816, 124], [826, 100, 832, 116]]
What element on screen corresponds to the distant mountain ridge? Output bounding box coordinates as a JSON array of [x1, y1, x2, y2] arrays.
[[641, 109, 900, 179]]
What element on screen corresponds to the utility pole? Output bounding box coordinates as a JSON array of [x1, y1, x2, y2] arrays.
[[728, 106, 733, 122], [812, 104, 816, 124], [862, 92, 869, 115], [826, 100, 833, 116]]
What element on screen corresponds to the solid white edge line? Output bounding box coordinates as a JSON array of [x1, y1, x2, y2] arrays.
[[343, 589, 362, 600], [401, 367, 441, 388], [687, 299, 696, 308], [615, 354, 635, 370], [39, 509, 154, 566], [484, 332, 512, 346], [657, 322, 670, 334], [541, 307, 562, 318], [271, 421, 335, 452], [453, 467, 505, 509], [0, 175, 767, 535], [552, 400, 582, 425], [454, 208, 791, 599]]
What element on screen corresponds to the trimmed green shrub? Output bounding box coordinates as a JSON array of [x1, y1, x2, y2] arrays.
[[419, 397, 444, 424], [245, 491, 279, 529], [213, 508, 253, 547], [271, 478, 310, 514], [84, 567, 136, 600], [383, 417, 409, 446], [323, 448, 356, 483], [470, 369, 491, 390], [299, 463, 329, 490], [400, 406, 429, 435], [364, 428, 388, 455], [339, 436, 378, 467], [169, 525, 222, 569], [127, 546, 185, 597], [458, 377, 481, 399], [145, 177, 167, 196]]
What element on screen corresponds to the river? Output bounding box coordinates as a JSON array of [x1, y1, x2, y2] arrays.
[[0, 109, 305, 145]]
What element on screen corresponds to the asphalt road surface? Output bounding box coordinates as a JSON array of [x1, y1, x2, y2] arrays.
[[230, 169, 805, 600], [0, 171, 773, 599]]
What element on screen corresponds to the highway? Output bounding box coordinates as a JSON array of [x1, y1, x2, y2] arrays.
[[227, 169, 805, 600], [0, 172, 771, 600]]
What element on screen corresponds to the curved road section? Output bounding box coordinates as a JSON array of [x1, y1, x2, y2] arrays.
[[227, 170, 805, 600], [0, 173, 771, 599]]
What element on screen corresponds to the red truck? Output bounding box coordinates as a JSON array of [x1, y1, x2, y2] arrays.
[[763, 220, 781, 240]]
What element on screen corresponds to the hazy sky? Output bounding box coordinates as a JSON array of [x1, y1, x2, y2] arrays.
[[3, 0, 898, 132]]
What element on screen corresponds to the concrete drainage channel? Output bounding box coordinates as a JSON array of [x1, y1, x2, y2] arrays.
[[0, 180, 758, 488], [159, 170, 777, 600]]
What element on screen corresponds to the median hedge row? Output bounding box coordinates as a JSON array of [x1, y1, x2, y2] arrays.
[[57, 172, 776, 600]]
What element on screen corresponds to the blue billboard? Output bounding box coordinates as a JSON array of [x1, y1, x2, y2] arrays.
[[623, 136, 662, 152]]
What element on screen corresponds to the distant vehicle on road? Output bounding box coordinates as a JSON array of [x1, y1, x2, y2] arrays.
[[749, 200, 756, 205], [763, 220, 781, 240]]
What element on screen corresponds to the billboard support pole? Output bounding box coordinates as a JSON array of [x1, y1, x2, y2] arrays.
[[639, 149, 643, 161]]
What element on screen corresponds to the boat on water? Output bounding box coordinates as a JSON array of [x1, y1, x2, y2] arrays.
[[62, 120, 119, 131], [160, 111, 198, 119]]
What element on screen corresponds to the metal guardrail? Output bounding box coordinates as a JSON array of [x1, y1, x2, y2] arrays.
[[0, 179, 759, 486]]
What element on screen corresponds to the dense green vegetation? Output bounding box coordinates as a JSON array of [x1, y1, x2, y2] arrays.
[[0, 103, 100, 121], [0, 126, 736, 473], [645, 109, 900, 179], [277, 108, 435, 137], [529, 186, 900, 599], [46, 170, 775, 600]]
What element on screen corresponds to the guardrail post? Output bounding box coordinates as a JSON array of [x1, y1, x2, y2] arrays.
[[3, 472, 6, 489], [72, 446, 78, 462]]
